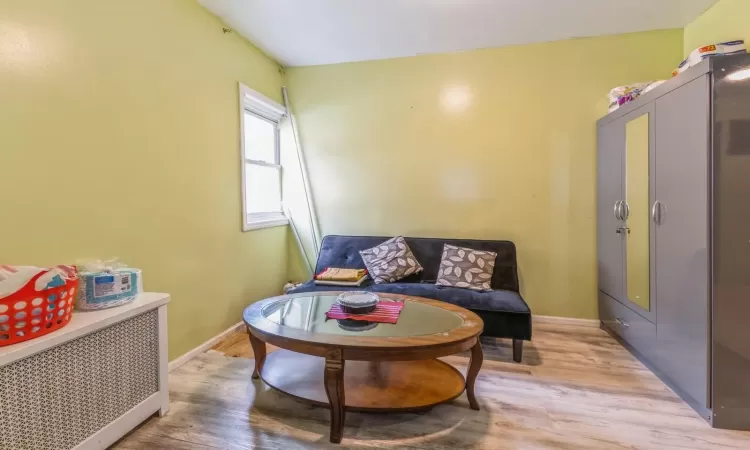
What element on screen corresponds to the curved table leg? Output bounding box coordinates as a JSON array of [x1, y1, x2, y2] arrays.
[[466, 338, 483, 411], [324, 350, 346, 443], [247, 328, 266, 380]]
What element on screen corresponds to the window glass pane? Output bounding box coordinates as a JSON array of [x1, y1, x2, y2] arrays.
[[243, 111, 276, 163], [245, 163, 281, 213]]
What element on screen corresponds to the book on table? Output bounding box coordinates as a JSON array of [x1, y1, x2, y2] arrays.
[[314, 268, 369, 286]]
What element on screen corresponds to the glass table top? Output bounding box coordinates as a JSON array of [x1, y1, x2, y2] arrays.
[[261, 294, 464, 338]]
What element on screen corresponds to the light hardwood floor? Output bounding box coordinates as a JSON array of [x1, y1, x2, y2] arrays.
[[114, 323, 750, 449]]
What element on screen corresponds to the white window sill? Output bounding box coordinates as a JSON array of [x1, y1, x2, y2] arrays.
[[243, 217, 289, 232]]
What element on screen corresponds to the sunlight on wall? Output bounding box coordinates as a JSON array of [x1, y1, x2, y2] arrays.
[[439, 83, 474, 114], [0, 21, 63, 72]]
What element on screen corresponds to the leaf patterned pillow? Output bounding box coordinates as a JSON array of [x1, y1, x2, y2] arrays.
[[435, 244, 496, 291], [359, 236, 423, 284]]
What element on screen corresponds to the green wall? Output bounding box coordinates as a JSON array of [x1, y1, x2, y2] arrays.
[[0, 0, 293, 359], [684, 0, 750, 56], [285, 30, 683, 320]]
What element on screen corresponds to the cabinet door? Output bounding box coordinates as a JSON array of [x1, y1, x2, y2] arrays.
[[654, 74, 710, 409], [597, 120, 625, 300]]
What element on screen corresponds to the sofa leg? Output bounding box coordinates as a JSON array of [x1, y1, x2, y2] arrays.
[[512, 339, 523, 363]]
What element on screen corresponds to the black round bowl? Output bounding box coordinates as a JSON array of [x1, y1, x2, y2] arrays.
[[339, 303, 377, 314]]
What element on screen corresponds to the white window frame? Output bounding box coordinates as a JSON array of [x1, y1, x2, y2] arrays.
[[239, 83, 288, 231]]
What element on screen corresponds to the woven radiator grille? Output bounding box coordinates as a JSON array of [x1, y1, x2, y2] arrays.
[[0, 310, 159, 450]]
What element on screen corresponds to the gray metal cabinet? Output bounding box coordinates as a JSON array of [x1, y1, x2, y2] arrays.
[[597, 54, 750, 430]]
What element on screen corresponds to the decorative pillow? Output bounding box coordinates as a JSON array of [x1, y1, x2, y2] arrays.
[[435, 244, 496, 291], [359, 236, 423, 284]]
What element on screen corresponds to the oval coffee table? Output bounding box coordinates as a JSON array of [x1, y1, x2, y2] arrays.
[[243, 292, 484, 444]]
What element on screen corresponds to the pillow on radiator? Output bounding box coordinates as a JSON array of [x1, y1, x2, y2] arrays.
[[359, 236, 423, 284], [435, 244, 496, 291]]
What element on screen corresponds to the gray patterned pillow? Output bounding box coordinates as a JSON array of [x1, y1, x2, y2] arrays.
[[435, 244, 496, 291], [359, 236, 423, 284]]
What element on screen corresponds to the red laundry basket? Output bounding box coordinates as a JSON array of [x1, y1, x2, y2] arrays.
[[0, 269, 78, 346]]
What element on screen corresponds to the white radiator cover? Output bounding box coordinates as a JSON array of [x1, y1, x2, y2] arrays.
[[0, 293, 170, 450]]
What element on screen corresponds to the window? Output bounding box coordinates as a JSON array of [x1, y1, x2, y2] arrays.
[[240, 83, 288, 231]]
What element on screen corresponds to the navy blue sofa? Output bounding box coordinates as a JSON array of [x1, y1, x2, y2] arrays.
[[289, 235, 532, 362]]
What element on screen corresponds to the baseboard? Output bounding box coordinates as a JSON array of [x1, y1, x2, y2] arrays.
[[533, 315, 600, 328], [168, 321, 244, 372]]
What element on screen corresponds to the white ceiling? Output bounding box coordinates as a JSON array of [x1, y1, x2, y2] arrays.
[[199, 0, 717, 67]]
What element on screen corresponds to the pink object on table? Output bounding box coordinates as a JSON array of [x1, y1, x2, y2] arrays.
[[326, 301, 405, 324]]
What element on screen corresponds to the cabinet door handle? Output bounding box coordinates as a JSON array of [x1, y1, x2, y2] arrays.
[[615, 317, 630, 328], [651, 201, 665, 225], [622, 202, 630, 220], [614, 201, 622, 220]]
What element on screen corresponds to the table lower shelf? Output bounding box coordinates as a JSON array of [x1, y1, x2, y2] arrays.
[[260, 350, 466, 412]]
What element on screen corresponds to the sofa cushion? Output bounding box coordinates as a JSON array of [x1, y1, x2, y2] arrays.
[[435, 244, 496, 291], [288, 281, 529, 315], [359, 236, 423, 284]]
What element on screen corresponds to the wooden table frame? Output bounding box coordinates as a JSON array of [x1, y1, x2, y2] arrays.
[[244, 292, 484, 444]]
